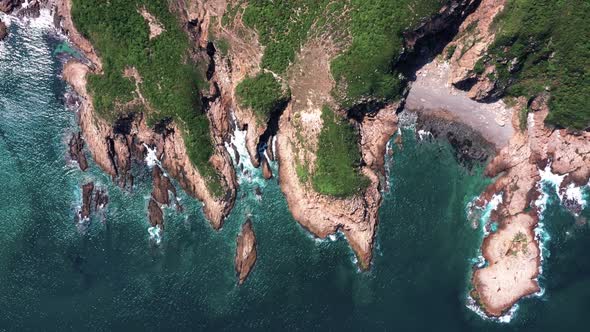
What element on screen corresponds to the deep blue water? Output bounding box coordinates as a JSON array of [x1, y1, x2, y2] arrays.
[[0, 14, 588, 331]]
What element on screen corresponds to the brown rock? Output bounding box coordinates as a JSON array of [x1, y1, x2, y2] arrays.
[[266, 136, 275, 161], [16, 0, 38, 18], [261, 156, 273, 180], [0, 20, 7, 41], [94, 187, 109, 211], [68, 132, 89, 171], [446, 0, 508, 99], [235, 219, 257, 285], [0, 0, 22, 13], [472, 98, 590, 317], [151, 166, 176, 205], [80, 182, 94, 221], [147, 198, 163, 228]]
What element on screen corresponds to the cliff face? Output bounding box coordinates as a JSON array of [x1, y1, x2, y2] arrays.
[[0, 0, 22, 13], [58, 0, 237, 229], [444, 0, 507, 100], [0, 19, 7, 40]]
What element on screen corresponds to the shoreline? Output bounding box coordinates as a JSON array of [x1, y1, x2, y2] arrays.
[[405, 60, 514, 151]]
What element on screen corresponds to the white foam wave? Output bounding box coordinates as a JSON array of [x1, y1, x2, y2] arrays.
[[148, 225, 162, 245], [466, 296, 519, 324], [417, 129, 432, 141], [224, 114, 269, 188], [538, 163, 588, 216], [143, 144, 160, 168]]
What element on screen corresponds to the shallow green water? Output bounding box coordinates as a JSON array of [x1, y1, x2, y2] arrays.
[[0, 14, 589, 331]]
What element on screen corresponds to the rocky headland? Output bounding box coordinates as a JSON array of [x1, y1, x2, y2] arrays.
[[58, 0, 237, 230], [434, 0, 590, 317]]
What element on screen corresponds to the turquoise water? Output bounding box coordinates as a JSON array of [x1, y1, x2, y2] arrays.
[[1, 16, 589, 331]]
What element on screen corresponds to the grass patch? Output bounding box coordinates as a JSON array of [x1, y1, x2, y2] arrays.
[[312, 106, 369, 197], [446, 44, 457, 60], [239, 0, 442, 106], [483, 0, 590, 130], [330, 0, 443, 107], [71, 0, 223, 195], [235, 72, 290, 124], [241, 0, 332, 74], [296, 162, 310, 184]]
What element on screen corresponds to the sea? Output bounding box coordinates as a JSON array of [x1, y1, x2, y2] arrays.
[[0, 11, 588, 331]]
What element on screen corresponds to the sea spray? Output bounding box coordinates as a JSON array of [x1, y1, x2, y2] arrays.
[[148, 225, 163, 245], [143, 143, 160, 168]]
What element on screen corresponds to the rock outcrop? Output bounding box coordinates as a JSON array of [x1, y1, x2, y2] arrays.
[[79, 182, 94, 221], [76, 181, 108, 223], [444, 0, 507, 100], [235, 219, 257, 285], [68, 132, 88, 171], [147, 166, 183, 228], [0, 20, 7, 40], [0, 0, 22, 13]]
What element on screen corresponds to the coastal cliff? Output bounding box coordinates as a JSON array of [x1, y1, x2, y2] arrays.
[[58, 0, 237, 229], [202, 0, 482, 270]]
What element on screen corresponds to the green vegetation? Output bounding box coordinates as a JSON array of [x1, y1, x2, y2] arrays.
[[508, 231, 529, 256], [214, 37, 230, 57], [71, 0, 223, 195], [241, 0, 332, 74], [483, 0, 590, 130], [330, 0, 443, 106], [235, 72, 290, 124], [312, 106, 369, 197], [445, 44, 457, 60], [231, 0, 444, 197], [296, 162, 310, 184], [239, 0, 442, 106]]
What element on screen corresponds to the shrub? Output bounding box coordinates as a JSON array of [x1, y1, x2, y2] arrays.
[[312, 106, 369, 197], [235, 72, 289, 124]]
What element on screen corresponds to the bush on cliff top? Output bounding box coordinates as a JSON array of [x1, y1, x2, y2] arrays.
[[484, 0, 590, 130], [235, 72, 290, 124], [71, 0, 223, 196], [312, 106, 369, 197]]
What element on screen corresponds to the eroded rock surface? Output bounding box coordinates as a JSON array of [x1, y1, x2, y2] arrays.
[[445, 0, 507, 100], [0, 20, 7, 40], [68, 132, 88, 171], [0, 0, 22, 13]]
